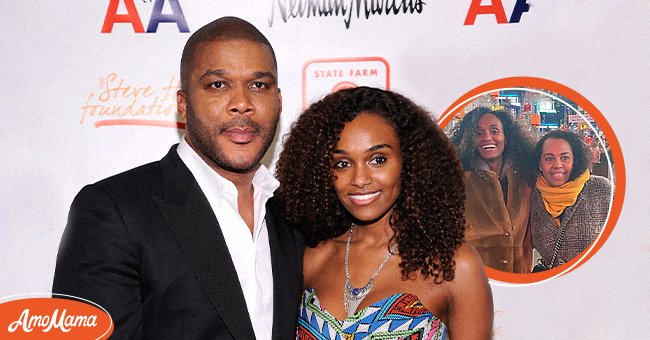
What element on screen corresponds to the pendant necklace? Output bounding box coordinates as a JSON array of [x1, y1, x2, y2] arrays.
[[343, 225, 397, 316]]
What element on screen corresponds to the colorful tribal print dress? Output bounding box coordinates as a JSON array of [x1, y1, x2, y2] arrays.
[[296, 288, 447, 340]]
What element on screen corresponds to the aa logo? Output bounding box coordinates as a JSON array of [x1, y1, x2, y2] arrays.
[[464, 0, 530, 25], [102, 0, 189, 33]]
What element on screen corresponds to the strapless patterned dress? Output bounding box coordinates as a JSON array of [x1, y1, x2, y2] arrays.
[[296, 288, 447, 340]]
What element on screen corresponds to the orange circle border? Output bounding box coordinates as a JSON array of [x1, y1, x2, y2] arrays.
[[438, 77, 626, 285]]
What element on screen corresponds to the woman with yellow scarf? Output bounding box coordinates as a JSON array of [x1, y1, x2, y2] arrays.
[[529, 130, 613, 271]]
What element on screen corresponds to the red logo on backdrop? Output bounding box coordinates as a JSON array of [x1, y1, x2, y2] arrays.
[[80, 73, 184, 129], [0, 295, 113, 339], [302, 57, 390, 109], [464, 0, 530, 25], [102, 0, 190, 33]]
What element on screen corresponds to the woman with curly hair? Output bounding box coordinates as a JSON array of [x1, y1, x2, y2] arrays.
[[529, 130, 612, 271], [276, 87, 492, 339], [450, 107, 537, 273]]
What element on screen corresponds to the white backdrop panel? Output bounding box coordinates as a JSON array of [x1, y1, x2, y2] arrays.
[[1, 1, 648, 338]]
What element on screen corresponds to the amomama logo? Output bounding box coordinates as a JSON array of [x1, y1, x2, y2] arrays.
[[102, 0, 189, 33], [0, 295, 113, 339]]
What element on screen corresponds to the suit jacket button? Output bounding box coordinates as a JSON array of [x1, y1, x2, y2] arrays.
[[500, 259, 509, 264]]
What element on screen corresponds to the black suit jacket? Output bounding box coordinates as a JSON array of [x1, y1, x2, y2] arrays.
[[53, 145, 304, 339]]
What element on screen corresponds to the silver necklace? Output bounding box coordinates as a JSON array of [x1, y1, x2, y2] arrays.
[[343, 225, 397, 316]]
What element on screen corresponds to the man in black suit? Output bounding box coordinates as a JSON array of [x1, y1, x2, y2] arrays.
[[53, 17, 303, 339]]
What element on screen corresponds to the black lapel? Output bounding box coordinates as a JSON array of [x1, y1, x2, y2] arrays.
[[153, 146, 256, 339], [266, 199, 303, 340]]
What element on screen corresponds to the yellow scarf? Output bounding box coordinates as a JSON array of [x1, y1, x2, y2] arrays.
[[536, 170, 590, 225]]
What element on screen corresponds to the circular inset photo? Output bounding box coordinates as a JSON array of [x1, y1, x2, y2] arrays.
[[438, 77, 625, 285]]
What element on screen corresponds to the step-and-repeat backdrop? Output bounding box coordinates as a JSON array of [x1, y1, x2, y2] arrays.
[[1, 1, 648, 338]]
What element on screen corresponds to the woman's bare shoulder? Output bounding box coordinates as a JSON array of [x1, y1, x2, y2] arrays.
[[443, 242, 491, 295], [453, 243, 486, 275], [445, 242, 493, 340]]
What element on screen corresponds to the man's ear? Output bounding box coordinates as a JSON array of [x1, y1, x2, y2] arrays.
[[177, 89, 187, 123]]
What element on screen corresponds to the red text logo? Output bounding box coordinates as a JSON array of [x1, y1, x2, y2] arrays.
[[302, 57, 390, 109], [464, 0, 530, 25], [102, 0, 189, 33], [0, 296, 113, 339]]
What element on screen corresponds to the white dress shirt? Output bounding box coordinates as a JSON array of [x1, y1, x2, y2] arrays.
[[177, 136, 278, 340]]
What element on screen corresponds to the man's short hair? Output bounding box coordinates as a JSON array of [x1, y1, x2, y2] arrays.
[[180, 16, 277, 91]]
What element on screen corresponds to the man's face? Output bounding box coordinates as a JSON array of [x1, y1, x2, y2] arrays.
[[178, 39, 282, 174]]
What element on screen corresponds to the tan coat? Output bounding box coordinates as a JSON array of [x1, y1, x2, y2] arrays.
[[463, 163, 533, 273]]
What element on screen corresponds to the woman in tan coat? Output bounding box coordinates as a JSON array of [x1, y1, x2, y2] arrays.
[[451, 107, 538, 273]]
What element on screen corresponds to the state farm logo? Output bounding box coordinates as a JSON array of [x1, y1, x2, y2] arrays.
[[0, 294, 113, 339], [80, 72, 184, 129], [302, 57, 390, 109]]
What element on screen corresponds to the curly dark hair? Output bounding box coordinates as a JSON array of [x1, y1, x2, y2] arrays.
[[276, 86, 465, 283], [534, 130, 591, 182], [450, 107, 538, 184]]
